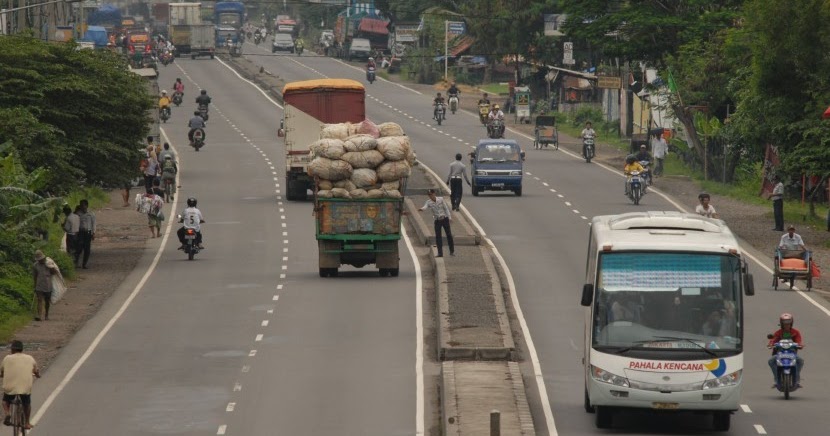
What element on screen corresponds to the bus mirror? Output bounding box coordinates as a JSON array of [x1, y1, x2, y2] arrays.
[[580, 284, 594, 306], [744, 273, 755, 296]]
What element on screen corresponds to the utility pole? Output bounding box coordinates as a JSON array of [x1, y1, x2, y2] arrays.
[[444, 20, 448, 82]]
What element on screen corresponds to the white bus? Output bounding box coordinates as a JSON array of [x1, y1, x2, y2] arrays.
[[580, 212, 755, 432]]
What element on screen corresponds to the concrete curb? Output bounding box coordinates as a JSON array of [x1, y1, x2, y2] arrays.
[[441, 361, 461, 436], [509, 361, 536, 435]]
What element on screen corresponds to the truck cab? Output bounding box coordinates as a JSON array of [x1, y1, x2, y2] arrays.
[[348, 38, 372, 61], [470, 139, 525, 197]]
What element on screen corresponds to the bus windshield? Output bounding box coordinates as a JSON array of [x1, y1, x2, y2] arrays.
[[592, 252, 743, 354], [218, 13, 241, 28]]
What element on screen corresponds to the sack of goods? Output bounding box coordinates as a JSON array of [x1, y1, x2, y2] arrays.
[[308, 120, 415, 199]]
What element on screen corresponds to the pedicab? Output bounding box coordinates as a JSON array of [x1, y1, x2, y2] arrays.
[[773, 249, 813, 291], [533, 115, 558, 150]]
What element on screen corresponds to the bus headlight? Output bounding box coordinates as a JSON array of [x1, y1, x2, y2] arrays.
[[702, 370, 742, 390], [591, 366, 630, 387]]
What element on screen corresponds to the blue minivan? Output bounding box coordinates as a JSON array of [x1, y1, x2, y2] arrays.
[[470, 139, 525, 196]]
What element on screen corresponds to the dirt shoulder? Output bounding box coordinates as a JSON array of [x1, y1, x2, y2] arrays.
[[8, 190, 154, 370]]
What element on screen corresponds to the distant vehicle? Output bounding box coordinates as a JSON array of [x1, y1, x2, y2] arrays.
[[470, 139, 524, 197], [271, 33, 295, 53], [189, 24, 216, 59], [214, 1, 244, 29], [348, 38, 372, 61]]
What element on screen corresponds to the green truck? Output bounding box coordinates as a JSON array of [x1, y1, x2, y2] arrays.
[[315, 195, 403, 277]]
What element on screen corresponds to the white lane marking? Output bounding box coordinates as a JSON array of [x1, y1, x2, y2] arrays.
[[534, 177, 540, 180], [420, 163, 558, 435], [542, 182, 549, 187], [281, 265, 287, 270], [277, 284, 283, 290], [31, 129, 182, 426], [217, 425, 227, 435], [282, 256, 288, 261], [526, 172, 532, 175], [226, 403, 236, 412], [401, 225, 425, 436], [214, 57, 283, 108], [255, 334, 263, 342], [754, 424, 767, 434], [272, 295, 279, 301], [233, 383, 242, 392], [241, 365, 250, 373], [557, 194, 564, 198], [550, 189, 556, 193], [282, 231, 288, 236], [279, 273, 286, 279], [741, 404, 752, 413], [581, 216, 588, 220], [248, 350, 257, 357], [261, 320, 269, 327], [573, 210, 579, 214], [283, 247, 288, 253], [564, 201, 572, 206]]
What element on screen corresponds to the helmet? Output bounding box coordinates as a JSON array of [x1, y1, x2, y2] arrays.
[[625, 154, 636, 165], [640, 144, 646, 149], [493, 104, 500, 110], [368, 57, 374, 61], [780, 313, 794, 326], [162, 90, 168, 94], [698, 192, 710, 200], [187, 197, 197, 207], [200, 90, 207, 95]]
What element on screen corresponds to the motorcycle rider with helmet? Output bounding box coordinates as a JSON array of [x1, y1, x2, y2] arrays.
[[635, 144, 653, 185], [433, 92, 446, 120], [188, 111, 206, 144], [177, 197, 205, 249], [158, 90, 172, 119], [767, 313, 804, 388], [487, 104, 505, 136], [623, 154, 645, 195], [195, 89, 211, 114], [448, 82, 460, 98], [367, 57, 376, 70]]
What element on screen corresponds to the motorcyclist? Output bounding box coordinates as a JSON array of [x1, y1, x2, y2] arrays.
[[177, 197, 205, 249], [188, 111, 206, 144], [634, 144, 653, 184], [581, 121, 597, 158], [448, 82, 460, 98], [767, 313, 804, 388], [367, 57, 376, 70], [295, 37, 304, 51], [433, 92, 446, 120], [158, 90, 172, 118], [478, 93, 490, 105], [160, 155, 177, 200], [173, 78, 184, 99], [623, 155, 645, 195], [195, 89, 211, 111], [487, 104, 505, 136]]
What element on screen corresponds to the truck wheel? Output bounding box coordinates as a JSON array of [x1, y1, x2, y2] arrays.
[[594, 406, 613, 429], [210, 54, 214, 59], [712, 412, 731, 431], [328, 268, 338, 277], [319, 268, 328, 277], [378, 269, 388, 277], [390, 268, 399, 277]]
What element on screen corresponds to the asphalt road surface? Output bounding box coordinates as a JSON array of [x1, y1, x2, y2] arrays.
[[29, 55, 421, 436], [243, 45, 830, 435]]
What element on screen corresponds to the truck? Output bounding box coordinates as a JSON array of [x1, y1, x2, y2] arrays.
[[316, 194, 403, 277], [214, 1, 245, 29], [86, 4, 121, 35], [151, 3, 170, 37], [333, 14, 389, 58], [189, 24, 216, 59], [168, 2, 202, 55], [278, 79, 366, 201]]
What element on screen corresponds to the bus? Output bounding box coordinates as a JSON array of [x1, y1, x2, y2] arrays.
[[580, 211, 755, 432]]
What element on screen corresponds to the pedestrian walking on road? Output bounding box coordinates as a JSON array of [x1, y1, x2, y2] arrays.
[[651, 133, 668, 176], [418, 189, 454, 257], [142, 145, 159, 192], [62, 205, 80, 255], [32, 250, 59, 321], [76, 199, 96, 269], [766, 176, 785, 231], [446, 153, 471, 211]]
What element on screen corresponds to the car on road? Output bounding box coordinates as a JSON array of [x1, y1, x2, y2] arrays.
[[348, 38, 372, 61], [470, 139, 525, 197], [272, 33, 295, 53]]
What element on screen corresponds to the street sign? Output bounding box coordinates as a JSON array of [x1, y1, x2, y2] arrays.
[[447, 21, 465, 35], [597, 76, 622, 89], [563, 41, 575, 65]]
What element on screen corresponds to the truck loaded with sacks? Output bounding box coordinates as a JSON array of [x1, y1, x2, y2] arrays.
[[308, 119, 415, 277]]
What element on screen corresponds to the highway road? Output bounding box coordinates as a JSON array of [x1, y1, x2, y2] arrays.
[[243, 45, 830, 435], [29, 56, 423, 435]]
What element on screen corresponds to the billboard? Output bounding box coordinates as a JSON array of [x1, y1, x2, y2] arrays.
[[395, 23, 418, 43]]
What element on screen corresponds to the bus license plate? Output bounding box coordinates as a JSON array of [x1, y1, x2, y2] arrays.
[[652, 402, 679, 410], [492, 183, 504, 187]]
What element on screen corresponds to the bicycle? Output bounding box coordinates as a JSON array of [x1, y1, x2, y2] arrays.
[[7, 394, 29, 435]]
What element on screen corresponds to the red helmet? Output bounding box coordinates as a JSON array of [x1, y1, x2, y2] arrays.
[[779, 313, 794, 326]]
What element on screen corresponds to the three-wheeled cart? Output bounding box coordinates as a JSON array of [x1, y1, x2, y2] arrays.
[[533, 115, 558, 150], [773, 249, 813, 291]]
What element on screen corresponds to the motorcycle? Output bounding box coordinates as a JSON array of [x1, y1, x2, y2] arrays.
[[448, 93, 459, 114], [160, 51, 173, 66], [627, 170, 644, 205], [487, 118, 505, 139], [478, 103, 490, 125], [769, 335, 802, 399], [639, 160, 653, 186], [172, 91, 183, 106], [296, 45, 304, 56], [159, 107, 170, 123], [178, 215, 202, 260], [582, 137, 595, 163], [191, 127, 205, 151], [254, 34, 262, 45], [434, 103, 446, 125], [366, 66, 376, 84], [198, 104, 209, 122]]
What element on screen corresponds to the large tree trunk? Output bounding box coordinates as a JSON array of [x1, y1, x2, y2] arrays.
[[671, 102, 706, 165]]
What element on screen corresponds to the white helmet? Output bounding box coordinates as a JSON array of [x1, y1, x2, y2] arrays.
[[162, 90, 168, 94], [368, 57, 374, 61]]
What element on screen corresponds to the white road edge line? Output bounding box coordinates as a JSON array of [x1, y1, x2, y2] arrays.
[[332, 57, 423, 94], [754, 424, 767, 434], [214, 57, 283, 109], [31, 128, 181, 425], [401, 225, 425, 436], [420, 163, 558, 435]]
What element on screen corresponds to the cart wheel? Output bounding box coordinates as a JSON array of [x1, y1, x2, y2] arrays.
[[773, 274, 778, 290], [807, 274, 812, 291], [534, 140, 539, 149], [789, 276, 795, 289]]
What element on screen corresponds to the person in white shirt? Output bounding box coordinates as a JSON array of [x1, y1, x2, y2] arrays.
[[695, 193, 719, 219], [651, 133, 668, 176], [580, 121, 597, 158], [177, 197, 205, 249], [766, 176, 785, 231], [418, 189, 454, 257], [777, 226, 809, 265]]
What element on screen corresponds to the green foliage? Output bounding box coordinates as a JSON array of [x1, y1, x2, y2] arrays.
[[0, 36, 153, 194]]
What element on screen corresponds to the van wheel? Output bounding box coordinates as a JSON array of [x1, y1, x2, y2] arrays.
[[594, 406, 613, 429], [713, 412, 730, 431], [514, 187, 522, 197], [472, 186, 479, 197]]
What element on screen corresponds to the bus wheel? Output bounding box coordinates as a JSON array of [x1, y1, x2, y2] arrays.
[[713, 411, 730, 431], [584, 389, 595, 413], [595, 406, 613, 429]]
